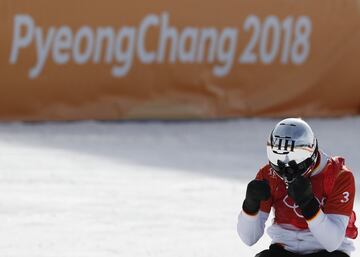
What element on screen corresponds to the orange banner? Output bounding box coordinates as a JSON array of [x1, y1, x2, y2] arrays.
[[1, 0, 360, 120]]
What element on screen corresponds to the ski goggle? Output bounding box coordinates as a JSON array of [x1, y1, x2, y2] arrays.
[[269, 148, 318, 183]]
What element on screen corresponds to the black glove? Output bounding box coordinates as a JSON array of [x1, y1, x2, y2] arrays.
[[287, 176, 320, 220], [242, 179, 271, 215]]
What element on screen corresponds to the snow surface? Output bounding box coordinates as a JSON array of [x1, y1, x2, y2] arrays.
[[0, 118, 359, 257]]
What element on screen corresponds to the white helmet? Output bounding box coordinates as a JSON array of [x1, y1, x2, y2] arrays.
[[266, 118, 318, 183]]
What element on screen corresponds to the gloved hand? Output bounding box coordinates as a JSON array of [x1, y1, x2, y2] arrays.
[[287, 176, 320, 220], [242, 179, 270, 215]]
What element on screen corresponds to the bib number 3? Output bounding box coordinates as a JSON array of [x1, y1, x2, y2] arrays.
[[341, 192, 350, 203]]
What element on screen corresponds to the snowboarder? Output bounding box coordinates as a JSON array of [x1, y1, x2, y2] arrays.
[[237, 118, 357, 257]]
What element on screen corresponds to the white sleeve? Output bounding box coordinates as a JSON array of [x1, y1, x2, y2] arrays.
[[307, 209, 349, 252], [237, 210, 269, 246]]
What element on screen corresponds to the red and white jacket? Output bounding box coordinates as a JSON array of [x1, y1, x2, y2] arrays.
[[237, 151, 357, 255]]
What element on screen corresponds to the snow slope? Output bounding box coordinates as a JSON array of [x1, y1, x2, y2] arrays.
[[0, 118, 359, 257]]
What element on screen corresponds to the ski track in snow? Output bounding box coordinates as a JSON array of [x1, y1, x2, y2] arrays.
[[0, 118, 359, 257]]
